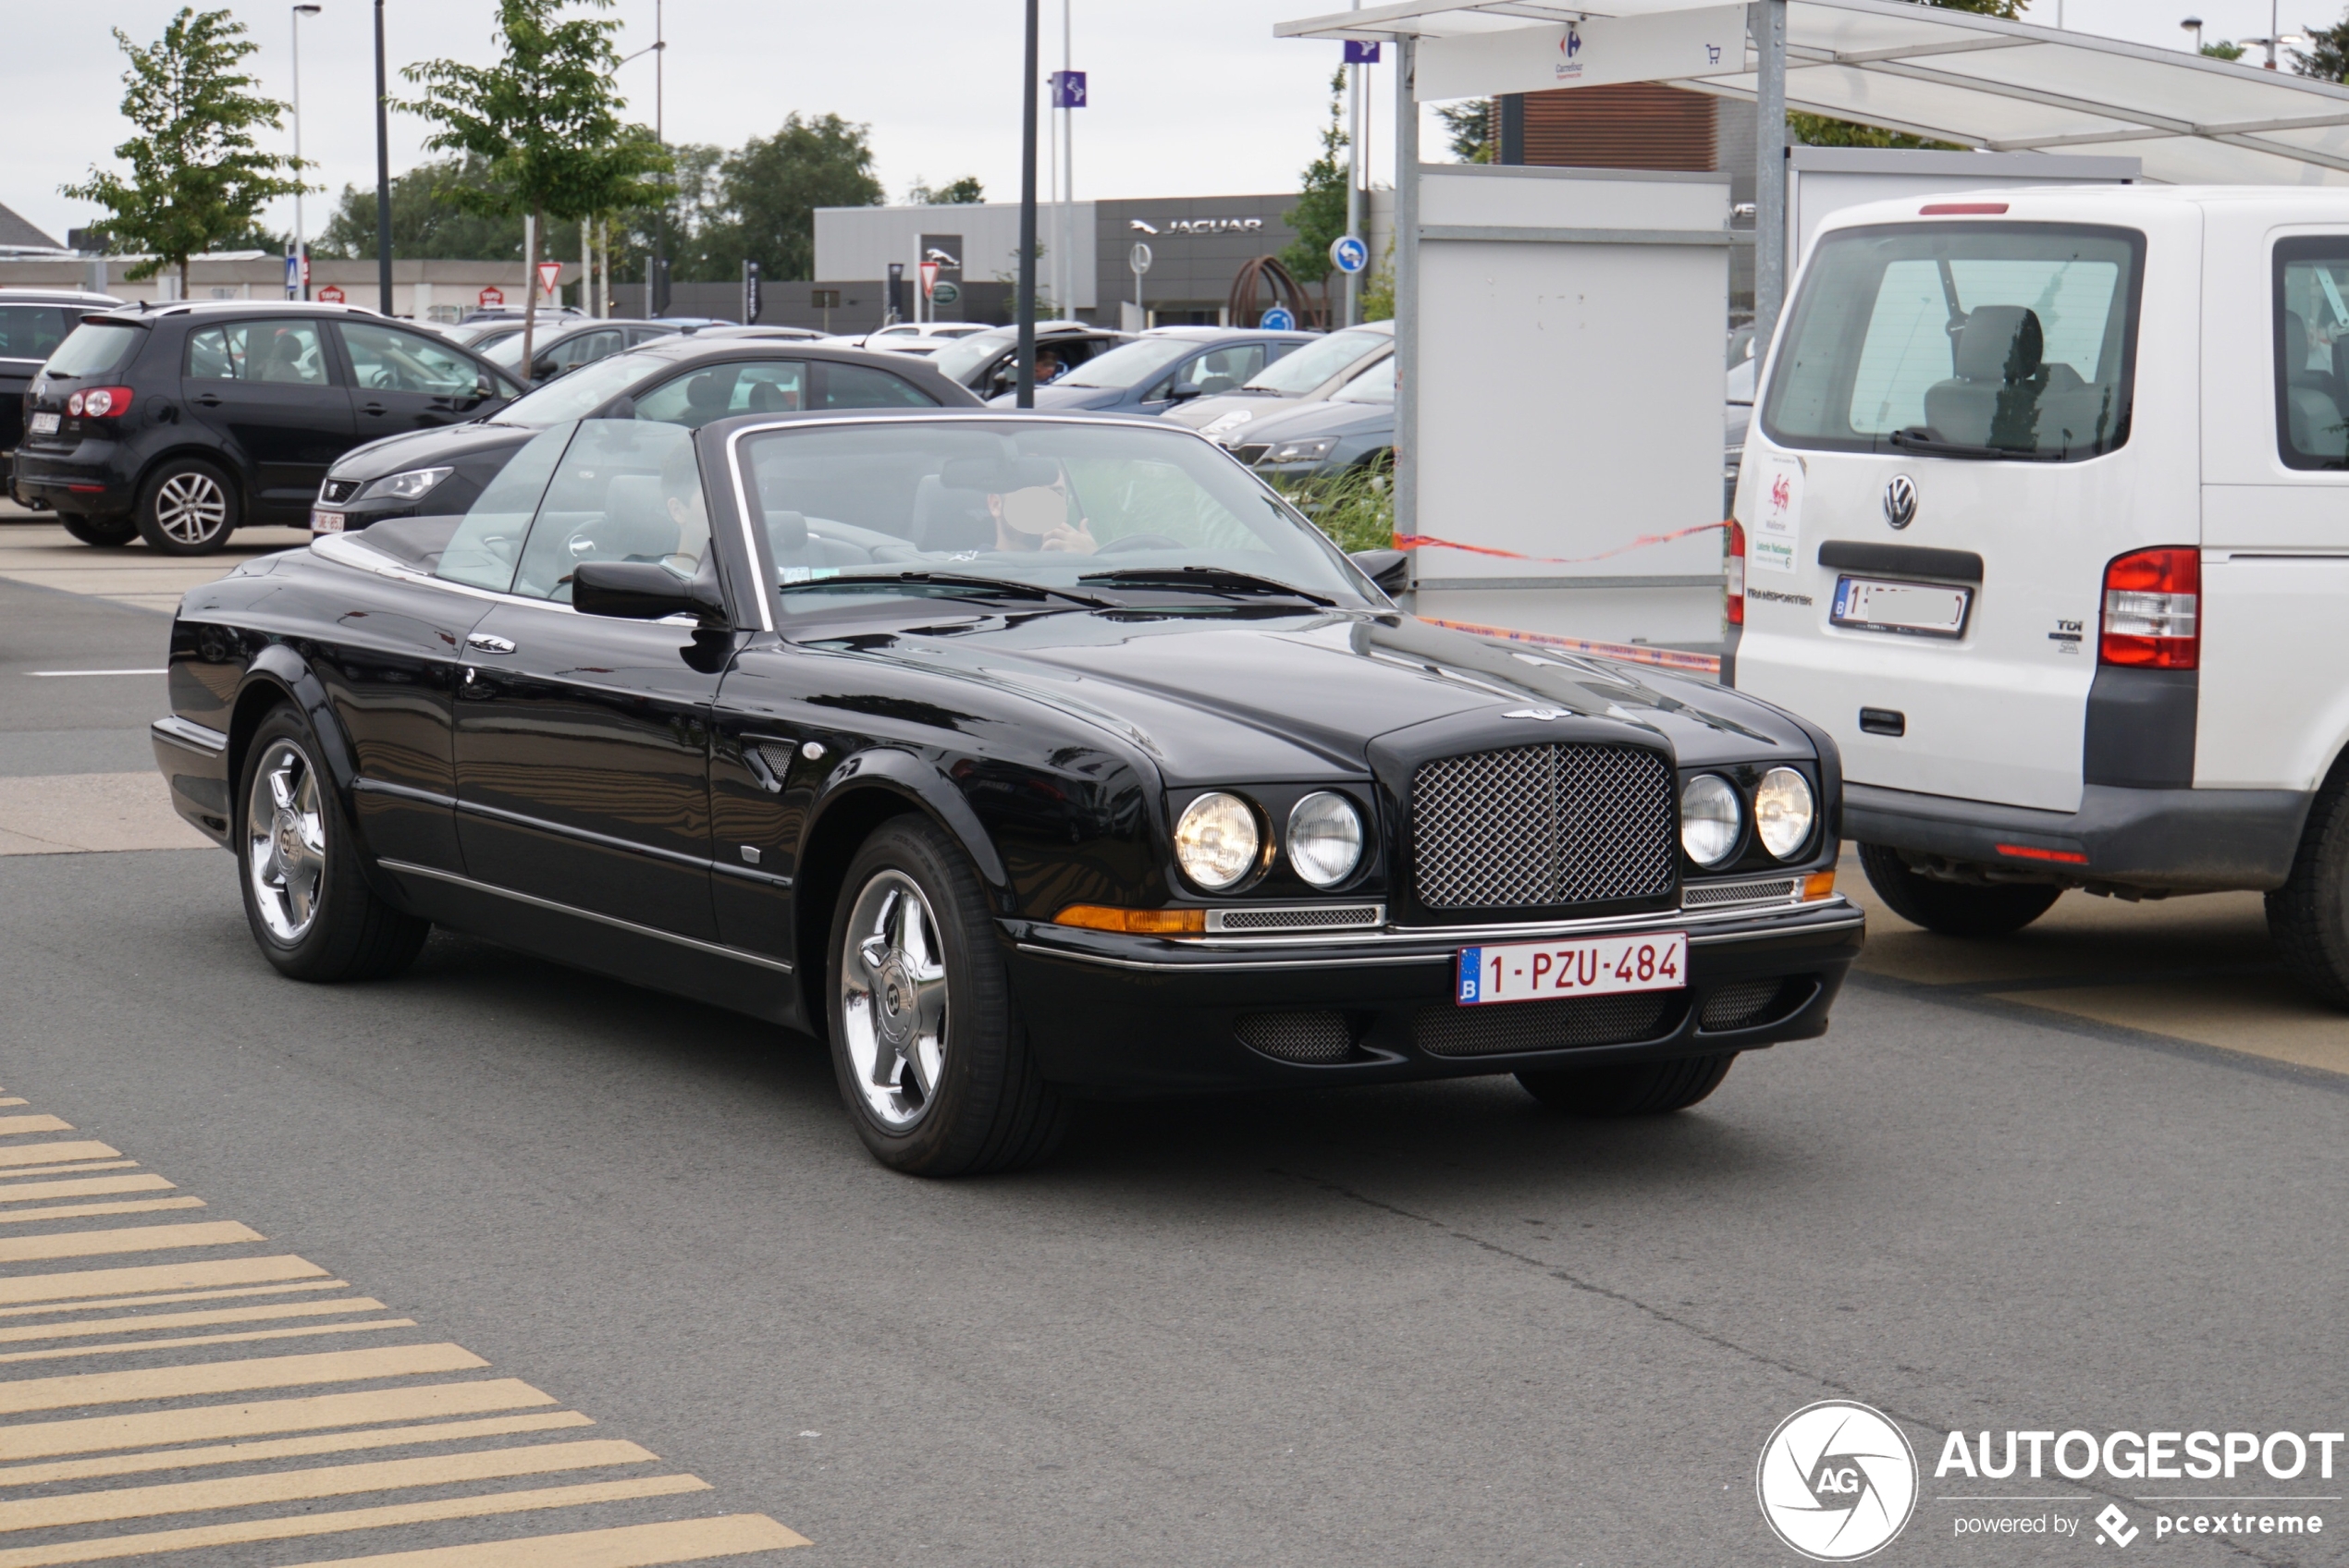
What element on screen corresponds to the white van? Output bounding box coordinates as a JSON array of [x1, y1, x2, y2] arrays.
[[1728, 186, 2349, 1001]]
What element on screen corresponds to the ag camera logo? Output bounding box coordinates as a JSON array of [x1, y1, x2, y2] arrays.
[[1758, 1401, 1919, 1561]]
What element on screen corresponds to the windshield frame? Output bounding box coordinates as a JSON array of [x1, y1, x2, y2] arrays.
[[717, 410, 1385, 621], [1758, 220, 2146, 463]]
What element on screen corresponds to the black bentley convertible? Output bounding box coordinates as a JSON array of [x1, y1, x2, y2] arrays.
[[152, 410, 1863, 1175]]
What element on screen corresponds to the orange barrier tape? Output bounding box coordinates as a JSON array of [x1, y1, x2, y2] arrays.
[[1394, 520, 1728, 565], [1420, 616, 1724, 677]]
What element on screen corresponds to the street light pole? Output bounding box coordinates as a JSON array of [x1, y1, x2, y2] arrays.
[[1016, 0, 1039, 407], [1753, 0, 1789, 356], [652, 0, 667, 315], [374, 0, 393, 314], [291, 5, 320, 301], [1344, 0, 1361, 327]]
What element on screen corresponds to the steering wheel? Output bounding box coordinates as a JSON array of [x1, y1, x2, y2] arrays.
[[1095, 532, 1185, 553]]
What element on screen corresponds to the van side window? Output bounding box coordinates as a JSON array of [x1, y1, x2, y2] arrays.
[[2273, 239, 2349, 469]]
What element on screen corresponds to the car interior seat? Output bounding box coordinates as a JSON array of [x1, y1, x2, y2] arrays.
[[910, 472, 994, 552], [1922, 305, 2107, 451], [2289, 311, 2349, 460], [745, 380, 792, 413], [682, 371, 735, 428], [260, 331, 314, 385]]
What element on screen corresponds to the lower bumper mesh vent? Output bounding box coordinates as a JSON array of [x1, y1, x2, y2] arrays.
[[1413, 993, 1675, 1058], [1236, 1011, 1355, 1064], [1698, 976, 1814, 1033]]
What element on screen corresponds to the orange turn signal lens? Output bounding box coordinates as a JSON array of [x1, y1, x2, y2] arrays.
[[1801, 869, 1837, 901], [1053, 905, 1207, 936]]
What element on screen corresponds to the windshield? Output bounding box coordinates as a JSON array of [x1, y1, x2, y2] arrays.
[[482, 333, 532, 371], [1329, 356, 1395, 405], [929, 328, 1016, 384], [1762, 222, 2143, 460], [44, 321, 141, 379], [1242, 328, 1384, 394], [491, 350, 657, 427], [735, 418, 1375, 612], [1060, 337, 1197, 390]]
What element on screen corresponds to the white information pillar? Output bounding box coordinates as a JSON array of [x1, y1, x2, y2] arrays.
[[1408, 165, 1732, 646]]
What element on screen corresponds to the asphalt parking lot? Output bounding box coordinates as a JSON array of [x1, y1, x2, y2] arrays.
[[0, 507, 2344, 1566]]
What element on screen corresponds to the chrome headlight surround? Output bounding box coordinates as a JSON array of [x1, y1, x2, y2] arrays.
[[1174, 791, 1262, 891], [1753, 766, 1816, 860], [1285, 791, 1364, 888], [358, 466, 454, 503], [1679, 773, 1742, 867]]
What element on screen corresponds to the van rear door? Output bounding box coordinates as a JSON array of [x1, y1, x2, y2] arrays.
[[1732, 212, 2193, 815]]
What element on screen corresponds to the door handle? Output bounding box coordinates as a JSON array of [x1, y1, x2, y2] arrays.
[[194, 393, 223, 408], [465, 633, 516, 655], [361, 401, 387, 416]]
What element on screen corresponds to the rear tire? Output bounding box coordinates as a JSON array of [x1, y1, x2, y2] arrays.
[[236, 704, 429, 983], [1859, 843, 2060, 937], [1517, 1052, 1735, 1116], [135, 459, 239, 555], [825, 815, 1067, 1177], [59, 514, 137, 547], [2267, 768, 2349, 1009]]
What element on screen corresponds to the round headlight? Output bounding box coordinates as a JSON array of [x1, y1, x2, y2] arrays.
[[1286, 791, 1363, 888], [1753, 766, 1815, 860], [1680, 774, 1741, 866], [1174, 791, 1261, 890]]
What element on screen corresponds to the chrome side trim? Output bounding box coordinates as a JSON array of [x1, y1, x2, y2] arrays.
[[311, 533, 696, 625], [150, 716, 228, 758], [377, 858, 795, 975], [452, 797, 714, 874], [351, 778, 454, 808]]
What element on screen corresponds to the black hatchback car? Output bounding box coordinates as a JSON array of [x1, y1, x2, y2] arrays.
[[310, 336, 979, 536], [1, 288, 123, 495], [15, 300, 523, 553]]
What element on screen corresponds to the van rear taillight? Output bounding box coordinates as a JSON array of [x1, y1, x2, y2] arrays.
[[2099, 547, 2199, 669], [1725, 519, 1746, 627]]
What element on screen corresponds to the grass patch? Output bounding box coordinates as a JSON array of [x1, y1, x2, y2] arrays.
[[1272, 460, 1395, 554]]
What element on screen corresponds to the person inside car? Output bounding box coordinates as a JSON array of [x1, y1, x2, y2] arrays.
[[987, 461, 1095, 554]]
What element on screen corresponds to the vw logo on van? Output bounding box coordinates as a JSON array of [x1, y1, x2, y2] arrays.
[[1883, 474, 1918, 531]]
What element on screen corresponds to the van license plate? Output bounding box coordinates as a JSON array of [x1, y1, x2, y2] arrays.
[[1831, 575, 1970, 639], [28, 413, 57, 436], [1457, 933, 1686, 1006], [309, 509, 344, 533]]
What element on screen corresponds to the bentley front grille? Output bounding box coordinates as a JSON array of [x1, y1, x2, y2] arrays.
[[1410, 743, 1675, 911], [1682, 876, 1799, 910], [1207, 904, 1384, 934]]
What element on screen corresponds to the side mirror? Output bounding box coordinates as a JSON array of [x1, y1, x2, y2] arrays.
[[572, 557, 729, 627], [1167, 382, 1202, 403], [1349, 547, 1410, 595]]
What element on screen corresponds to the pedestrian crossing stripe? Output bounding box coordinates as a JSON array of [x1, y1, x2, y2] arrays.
[[0, 1102, 808, 1564]]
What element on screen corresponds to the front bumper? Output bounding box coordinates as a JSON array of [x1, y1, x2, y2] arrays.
[[1004, 896, 1863, 1095], [1843, 780, 2312, 893], [151, 717, 232, 847]]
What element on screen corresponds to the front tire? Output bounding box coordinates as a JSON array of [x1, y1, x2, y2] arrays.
[[2268, 768, 2349, 1009], [59, 514, 138, 547], [136, 459, 239, 555], [1859, 843, 2060, 937], [236, 704, 428, 982], [1517, 1053, 1736, 1116], [825, 816, 1066, 1176]]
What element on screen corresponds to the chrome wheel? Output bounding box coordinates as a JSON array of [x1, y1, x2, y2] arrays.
[[152, 471, 228, 545], [244, 740, 326, 944], [839, 870, 949, 1130]]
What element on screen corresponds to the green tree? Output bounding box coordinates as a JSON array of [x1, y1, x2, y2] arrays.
[[1789, 0, 2027, 146], [314, 156, 525, 261], [1279, 67, 1351, 318], [907, 176, 984, 204], [705, 114, 884, 283], [1435, 100, 1494, 164], [2204, 40, 2247, 60], [399, 0, 668, 365], [2294, 18, 2349, 79], [61, 8, 304, 296]]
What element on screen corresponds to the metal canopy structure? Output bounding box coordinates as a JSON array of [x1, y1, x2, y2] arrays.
[[1279, 0, 2349, 186]]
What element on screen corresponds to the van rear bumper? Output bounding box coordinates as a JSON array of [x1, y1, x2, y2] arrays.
[[1843, 781, 2312, 892]]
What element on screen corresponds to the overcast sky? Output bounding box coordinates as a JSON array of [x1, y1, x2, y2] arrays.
[[0, 0, 2325, 249]]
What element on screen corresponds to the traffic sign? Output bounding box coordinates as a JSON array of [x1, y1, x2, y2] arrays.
[[1050, 69, 1087, 109], [1261, 306, 1296, 330], [918, 261, 939, 299], [536, 260, 563, 300], [931, 280, 962, 307], [479, 286, 504, 309], [1330, 235, 1369, 275], [315, 284, 346, 305], [284, 254, 300, 298], [1129, 242, 1152, 276]]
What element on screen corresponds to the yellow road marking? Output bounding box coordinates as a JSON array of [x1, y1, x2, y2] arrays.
[[0, 1198, 203, 1226], [0, 1473, 708, 1568], [276, 1513, 813, 1567], [0, 1438, 659, 1533], [0, 1410, 596, 1487], [0, 1280, 349, 1318], [0, 1342, 487, 1416], [0, 1163, 140, 1182], [0, 1221, 261, 1266], [0, 1177, 173, 1205], [0, 1295, 384, 1344], [0, 1146, 121, 1170], [0, 1377, 554, 1460], [0, 1256, 327, 1307], [0, 1120, 73, 1139], [0, 1316, 414, 1365]]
